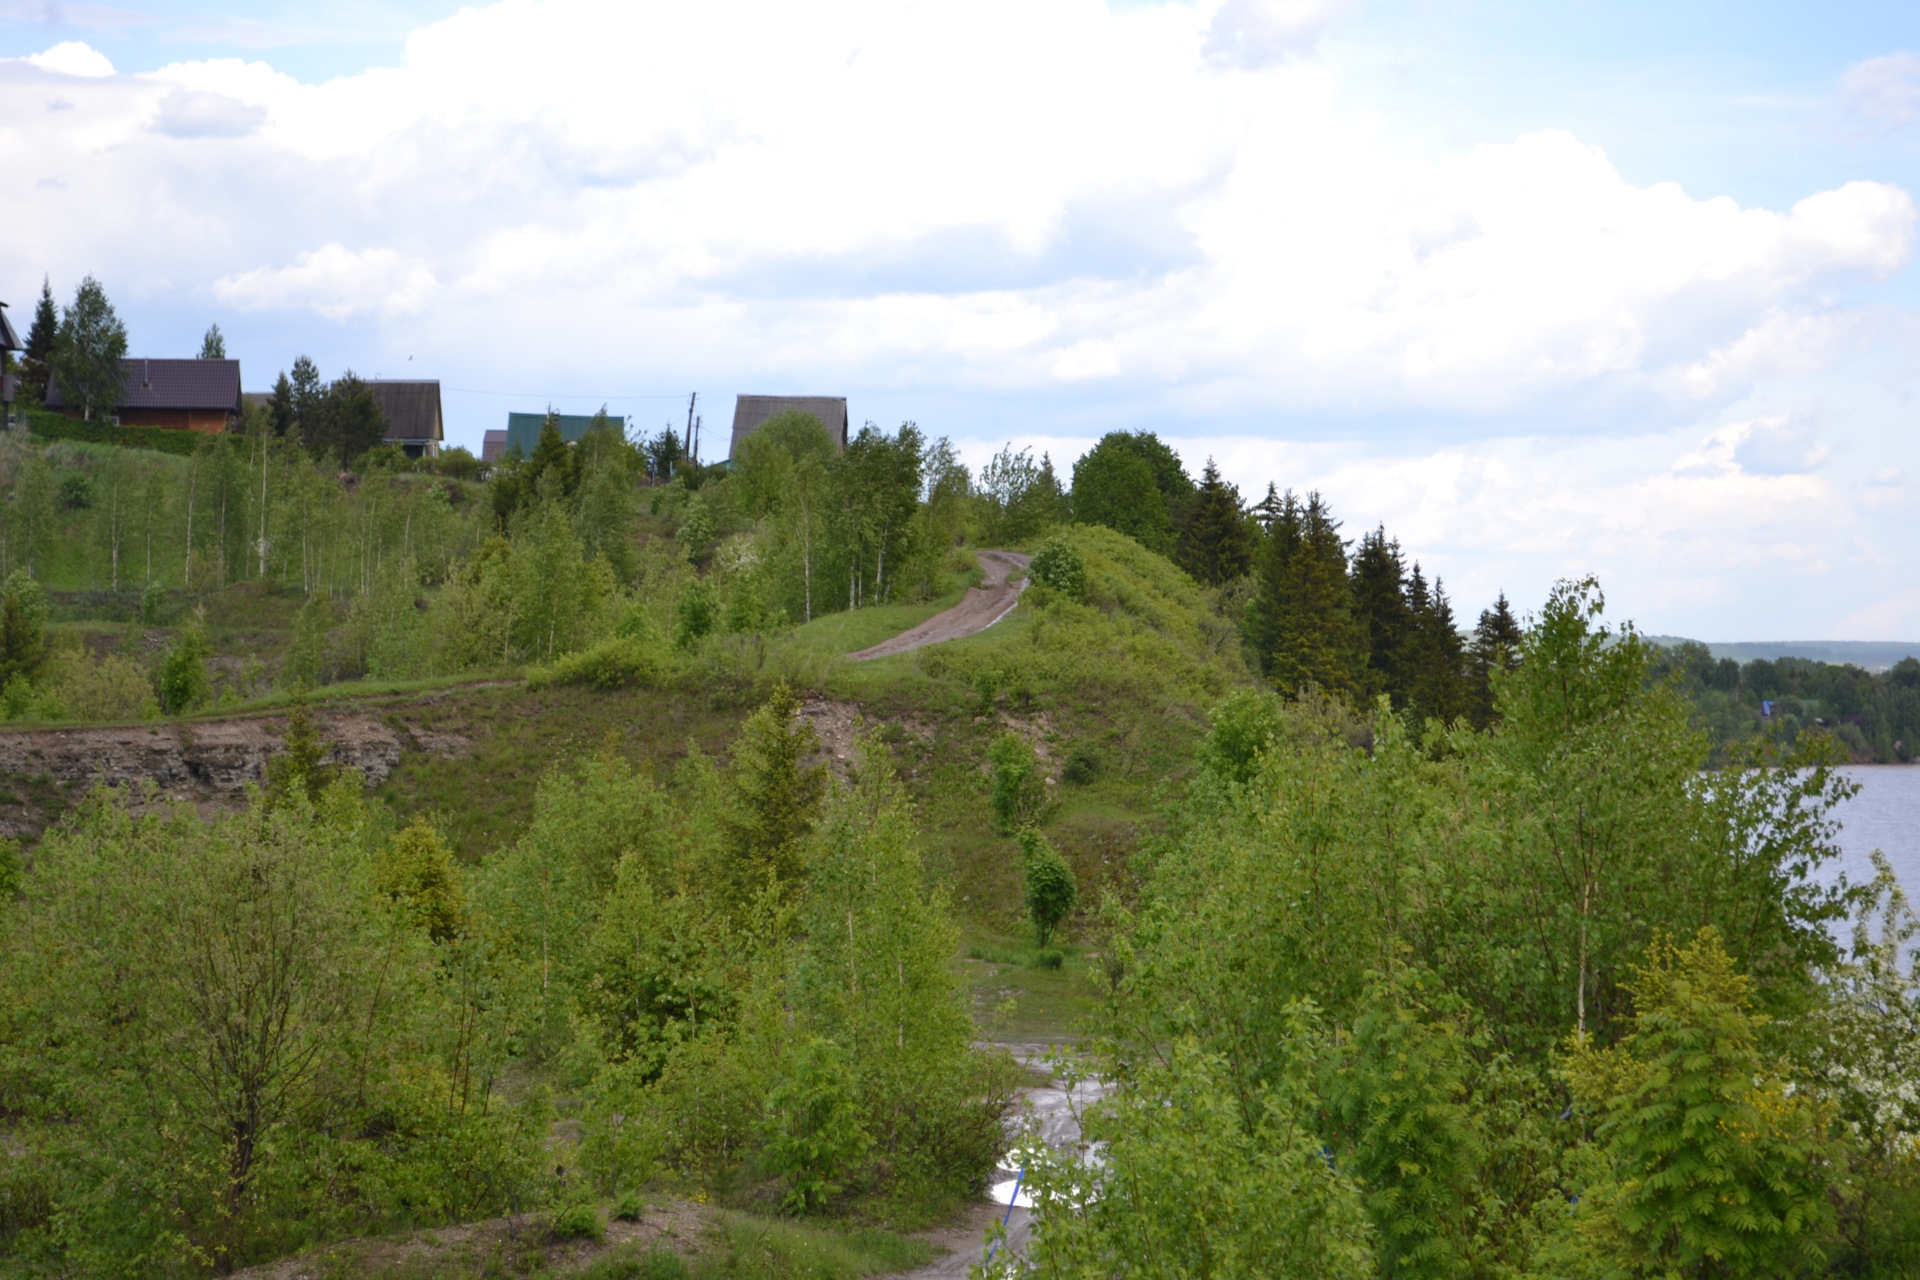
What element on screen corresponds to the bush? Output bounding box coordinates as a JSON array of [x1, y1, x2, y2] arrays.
[[435, 445, 483, 480], [579, 1248, 689, 1280], [157, 618, 211, 714], [1061, 743, 1099, 784], [528, 635, 667, 690], [56, 472, 93, 510], [549, 1200, 607, 1241], [26, 408, 208, 457], [612, 1190, 646, 1221], [1017, 829, 1077, 946], [988, 732, 1046, 833], [973, 668, 1001, 714], [39, 648, 159, 721], [760, 1037, 871, 1215], [1028, 535, 1086, 599]]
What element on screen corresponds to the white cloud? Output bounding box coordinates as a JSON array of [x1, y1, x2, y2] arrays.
[[151, 89, 265, 139], [25, 41, 115, 77], [1840, 52, 1920, 129], [1203, 0, 1356, 70], [213, 244, 440, 320]]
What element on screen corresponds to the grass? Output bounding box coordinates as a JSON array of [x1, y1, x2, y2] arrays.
[[959, 929, 1103, 1043], [272, 1206, 932, 1280]]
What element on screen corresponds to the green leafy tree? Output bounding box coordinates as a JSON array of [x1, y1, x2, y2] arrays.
[[1178, 459, 1255, 585], [721, 681, 826, 906], [0, 568, 49, 689], [50, 274, 127, 420], [310, 371, 390, 464], [1564, 928, 1833, 1278], [988, 731, 1046, 833], [760, 1037, 870, 1214], [1071, 436, 1175, 555], [1027, 534, 1086, 599], [158, 615, 212, 713], [197, 323, 226, 359], [1017, 828, 1077, 946], [674, 576, 719, 650]]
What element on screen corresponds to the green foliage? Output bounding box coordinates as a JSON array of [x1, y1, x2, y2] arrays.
[[1196, 686, 1286, 784], [987, 732, 1045, 834], [586, 1245, 690, 1280], [676, 577, 720, 650], [1177, 459, 1255, 586], [25, 406, 207, 455], [974, 443, 1066, 544], [722, 681, 826, 905], [972, 666, 1001, 713], [50, 274, 127, 420], [612, 1190, 646, 1222], [1027, 534, 1086, 599], [55, 471, 92, 509], [548, 1201, 607, 1242], [435, 445, 483, 480], [34, 646, 159, 721], [1248, 488, 1363, 696], [528, 633, 667, 690], [0, 569, 48, 688], [378, 816, 466, 943], [267, 694, 334, 806], [198, 323, 226, 360], [1060, 742, 1099, 784], [1070, 434, 1177, 555], [761, 1037, 871, 1214], [283, 591, 333, 689], [687, 1213, 931, 1280], [0, 786, 551, 1275], [1017, 828, 1076, 946], [157, 612, 213, 713], [1003, 1038, 1375, 1280], [1563, 928, 1833, 1278], [308, 370, 391, 464]]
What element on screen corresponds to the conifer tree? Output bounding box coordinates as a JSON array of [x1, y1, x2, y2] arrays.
[[289, 355, 324, 444], [20, 276, 57, 400], [1467, 592, 1523, 728], [1402, 565, 1469, 724], [268, 371, 296, 437], [1348, 526, 1411, 701], [1177, 459, 1255, 585], [197, 323, 226, 360], [722, 681, 827, 906], [1249, 490, 1362, 697]]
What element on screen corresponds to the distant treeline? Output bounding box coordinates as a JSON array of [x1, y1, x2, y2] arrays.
[[1653, 641, 1920, 762]]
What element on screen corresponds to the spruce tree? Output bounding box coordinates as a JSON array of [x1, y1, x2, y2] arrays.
[[722, 681, 827, 907], [268, 372, 296, 437], [1177, 460, 1255, 585], [1348, 526, 1410, 702], [1249, 490, 1362, 697], [1467, 592, 1524, 728], [21, 276, 57, 400], [289, 356, 324, 446], [1403, 565, 1470, 724]]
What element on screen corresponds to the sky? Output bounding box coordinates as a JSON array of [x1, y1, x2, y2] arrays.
[[4, 0, 1920, 641]]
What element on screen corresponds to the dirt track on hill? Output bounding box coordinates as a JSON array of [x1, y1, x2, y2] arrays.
[[849, 551, 1030, 661]]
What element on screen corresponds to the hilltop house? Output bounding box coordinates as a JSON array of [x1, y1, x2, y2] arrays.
[[46, 358, 242, 432], [366, 379, 443, 459], [729, 395, 848, 459], [501, 411, 618, 457]]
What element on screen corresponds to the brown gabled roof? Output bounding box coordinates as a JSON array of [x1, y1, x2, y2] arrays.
[[45, 358, 241, 412], [482, 429, 508, 463], [366, 380, 443, 442], [729, 395, 848, 459]]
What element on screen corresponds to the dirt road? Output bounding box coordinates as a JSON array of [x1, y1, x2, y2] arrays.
[[849, 551, 1030, 662]]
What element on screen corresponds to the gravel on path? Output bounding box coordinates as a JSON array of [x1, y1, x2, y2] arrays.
[[849, 551, 1030, 662]]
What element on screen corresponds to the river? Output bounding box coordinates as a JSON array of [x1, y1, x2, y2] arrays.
[[1825, 765, 1920, 904]]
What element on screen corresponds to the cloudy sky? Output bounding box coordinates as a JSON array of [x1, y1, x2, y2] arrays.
[[4, 0, 1920, 640]]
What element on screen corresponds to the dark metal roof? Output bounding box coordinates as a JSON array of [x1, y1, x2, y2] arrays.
[[0, 305, 19, 353], [44, 358, 241, 412], [366, 380, 443, 442], [729, 395, 848, 459], [482, 429, 509, 463]]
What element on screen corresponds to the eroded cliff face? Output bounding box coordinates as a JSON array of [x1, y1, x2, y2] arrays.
[[0, 715, 409, 838]]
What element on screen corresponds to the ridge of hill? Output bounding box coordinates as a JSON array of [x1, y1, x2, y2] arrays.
[[1645, 635, 1920, 671]]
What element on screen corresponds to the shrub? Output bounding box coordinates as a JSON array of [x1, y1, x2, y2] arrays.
[[675, 578, 719, 650], [973, 668, 1001, 714], [157, 617, 211, 714], [988, 732, 1046, 833], [138, 580, 166, 625], [579, 1248, 689, 1280], [1061, 743, 1099, 784], [1017, 829, 1077, 946], [57, 472, 94, 510], [39, 648, 159, 721], [760, 1037, 871, 1215], [612, 1190, 646, 1221], [549, 1200, 607, 1242], [1028, 535, 1086, 599], [435, 446, 483, 480], [528, 635, 667, 690]]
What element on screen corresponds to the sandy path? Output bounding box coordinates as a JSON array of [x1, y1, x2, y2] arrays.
[[849, 551, 1031, 662]]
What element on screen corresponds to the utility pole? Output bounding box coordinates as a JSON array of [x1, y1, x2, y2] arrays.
[[683, 391, 697, 461], [692, 414, 702, 466]]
